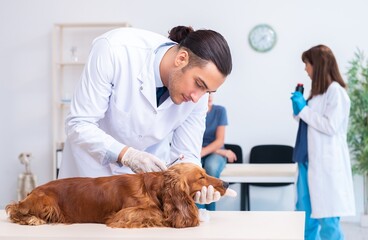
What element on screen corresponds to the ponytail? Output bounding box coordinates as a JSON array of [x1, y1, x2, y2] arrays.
[[168, 26, 232, 76]]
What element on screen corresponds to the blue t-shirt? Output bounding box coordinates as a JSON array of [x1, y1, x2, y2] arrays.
[[202, 105, 228, 147]]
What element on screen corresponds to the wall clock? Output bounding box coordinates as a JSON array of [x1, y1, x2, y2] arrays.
[[248, 24, 277, 53]]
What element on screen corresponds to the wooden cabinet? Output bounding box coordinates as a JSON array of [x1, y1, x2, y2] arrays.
[[51, 23, 130, 179]]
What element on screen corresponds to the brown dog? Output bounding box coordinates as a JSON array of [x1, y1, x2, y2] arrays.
[[6, 163, 229, 228]]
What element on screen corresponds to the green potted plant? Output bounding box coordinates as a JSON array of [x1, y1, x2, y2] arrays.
[[346, 49, 368, 226]]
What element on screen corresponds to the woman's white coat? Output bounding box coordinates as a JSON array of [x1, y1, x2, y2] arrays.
[[298, 82, 355, 218]]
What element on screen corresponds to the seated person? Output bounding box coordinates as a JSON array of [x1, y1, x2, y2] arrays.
[[200, 93, 237, 211]]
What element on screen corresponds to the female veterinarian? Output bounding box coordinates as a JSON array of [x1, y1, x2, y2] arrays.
[[291, 44, 355, 240], [58, 26, 233, 205]]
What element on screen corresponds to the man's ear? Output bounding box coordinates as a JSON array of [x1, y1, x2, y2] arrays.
[[175, 49, 189, 67]]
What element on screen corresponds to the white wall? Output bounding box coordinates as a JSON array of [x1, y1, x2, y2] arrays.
[[1, 0, 367, 222]]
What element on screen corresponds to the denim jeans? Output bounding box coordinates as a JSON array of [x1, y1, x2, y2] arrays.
[[296, 162, 344, 240], [198, 153, 227, 211]]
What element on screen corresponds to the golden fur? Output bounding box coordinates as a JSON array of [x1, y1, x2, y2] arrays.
[[6, 163, 228, 228]]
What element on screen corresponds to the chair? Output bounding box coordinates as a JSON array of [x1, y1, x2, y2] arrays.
[[224, 144, 243, 164], [247, 144, 294, 210], [223, 144, 247, 210]]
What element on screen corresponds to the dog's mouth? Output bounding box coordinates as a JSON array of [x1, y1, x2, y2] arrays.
[[190, 186, 237, 198]]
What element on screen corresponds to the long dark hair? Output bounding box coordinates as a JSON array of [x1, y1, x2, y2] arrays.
[[302, 44, 346, 99], [168, 26, 232, 76]]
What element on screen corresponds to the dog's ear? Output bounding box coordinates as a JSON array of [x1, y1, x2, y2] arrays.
[[162, 170, 199, 228]]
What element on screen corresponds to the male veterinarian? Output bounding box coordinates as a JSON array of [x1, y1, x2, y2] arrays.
[[58, 26, 232, 205]]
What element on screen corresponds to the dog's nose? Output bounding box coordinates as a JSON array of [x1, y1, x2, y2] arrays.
[[222, 181, 229, 189]]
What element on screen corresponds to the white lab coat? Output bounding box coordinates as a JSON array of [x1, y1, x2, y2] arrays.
[[298, 82, 355, 218], [58, 28, 208, 178]]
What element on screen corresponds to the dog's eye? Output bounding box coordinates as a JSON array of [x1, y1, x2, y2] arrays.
[[199, 176, 205, 180]]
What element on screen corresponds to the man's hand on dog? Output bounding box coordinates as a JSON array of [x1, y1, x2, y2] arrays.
[[120, 147, 167, 173]]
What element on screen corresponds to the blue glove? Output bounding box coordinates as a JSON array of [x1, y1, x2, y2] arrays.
[[290, 91, 306, 115], [292, 101, 299, 116]]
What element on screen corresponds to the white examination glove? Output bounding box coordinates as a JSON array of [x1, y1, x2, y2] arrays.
[[194, 185, 221, 204], [120, 147, 167, 173]]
